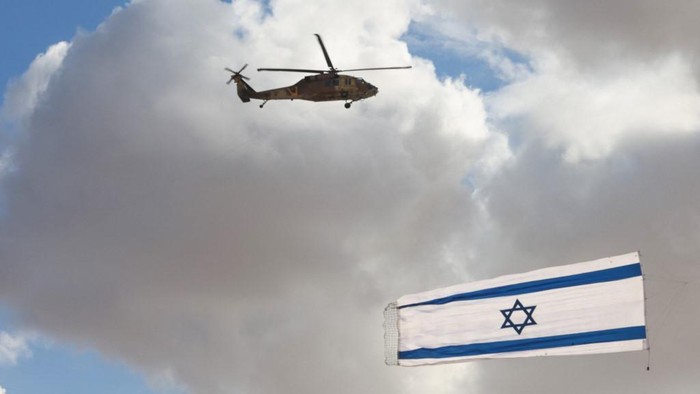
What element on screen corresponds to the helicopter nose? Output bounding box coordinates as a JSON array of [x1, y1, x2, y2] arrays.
[[368, 84, 378, 96]]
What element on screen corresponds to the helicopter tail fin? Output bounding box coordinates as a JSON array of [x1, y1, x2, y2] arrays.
[[235, 79, 256, 103]]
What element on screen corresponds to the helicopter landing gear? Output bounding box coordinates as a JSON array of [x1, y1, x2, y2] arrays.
[[259, 100, 268, 108], [344, 102, 352, 109]]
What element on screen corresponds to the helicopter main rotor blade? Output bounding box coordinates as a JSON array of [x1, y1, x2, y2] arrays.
[[257, 68, 328, 73], [336, 66, 413, 72], [314, 34, 335, 71]]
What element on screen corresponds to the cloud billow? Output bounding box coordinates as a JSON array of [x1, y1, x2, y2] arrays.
[[0, 0, 495, 392], [2, 0, 700, 393]]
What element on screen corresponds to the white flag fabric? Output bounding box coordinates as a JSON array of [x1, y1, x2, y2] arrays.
[[384, 252, 648, 366]]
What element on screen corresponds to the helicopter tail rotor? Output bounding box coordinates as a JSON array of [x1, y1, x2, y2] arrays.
[[225, 64, 250, 84], [225, 64, 257, 103]]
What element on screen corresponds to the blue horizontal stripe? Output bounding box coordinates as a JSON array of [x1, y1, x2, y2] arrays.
[[399, 326, 646, 360], [399, 263, 641, 309]]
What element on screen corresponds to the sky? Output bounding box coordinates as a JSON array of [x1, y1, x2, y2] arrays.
[[1, 0, 699, 393]]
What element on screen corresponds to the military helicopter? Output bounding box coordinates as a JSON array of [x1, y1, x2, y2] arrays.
[[225, 34, 411, 108]]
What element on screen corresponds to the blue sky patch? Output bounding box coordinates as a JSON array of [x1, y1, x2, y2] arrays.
[[0, 304, 182, 394], [402, 21, 530, 92], [0, 1, 129, 107]]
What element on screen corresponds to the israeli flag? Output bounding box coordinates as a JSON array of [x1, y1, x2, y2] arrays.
[[384, 252, 648, 366]]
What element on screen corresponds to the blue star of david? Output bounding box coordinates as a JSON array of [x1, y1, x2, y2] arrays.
[[500, 299, 537, 335]]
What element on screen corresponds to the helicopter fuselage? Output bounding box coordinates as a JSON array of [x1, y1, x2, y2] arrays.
[[252, 73, 378, 103]]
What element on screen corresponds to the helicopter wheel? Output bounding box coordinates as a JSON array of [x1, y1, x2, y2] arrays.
[[344, 102, 351, 109]]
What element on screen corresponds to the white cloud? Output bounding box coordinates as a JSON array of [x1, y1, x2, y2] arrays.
[[0, 331, 32, 366], [489, 54, 700, 161], [0, 41, 70, 126], [415, 1, 700, 162], [428, 0, 700, 70], [148, 368, 188, 393]]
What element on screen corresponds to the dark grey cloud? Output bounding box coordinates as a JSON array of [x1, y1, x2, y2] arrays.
[[414, 1, 700, 392], [0, 0, 497, 392], [464, 133, 700, 393], [430, 0, 700, 71]]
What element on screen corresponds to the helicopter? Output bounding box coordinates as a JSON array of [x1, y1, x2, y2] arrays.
[[225, 34, 411, 109]]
